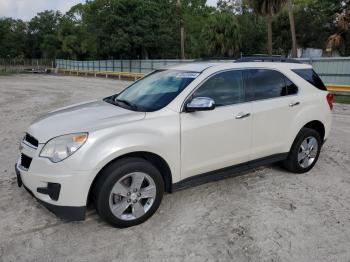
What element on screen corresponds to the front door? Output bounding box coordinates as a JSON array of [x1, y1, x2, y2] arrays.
[[180, 70, 252, 179]]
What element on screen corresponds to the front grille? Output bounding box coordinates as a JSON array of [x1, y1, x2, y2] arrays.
[[20, 153, 32, 170], [24, 133, 38, 148]]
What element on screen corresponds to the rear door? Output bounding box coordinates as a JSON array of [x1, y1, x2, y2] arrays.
[[244, 69, 300, 160], [180, 70, 252, 179]]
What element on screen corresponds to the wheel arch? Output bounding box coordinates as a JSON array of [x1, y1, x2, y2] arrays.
[[87, 151, 173, 205], [303, 120, 325, 142]]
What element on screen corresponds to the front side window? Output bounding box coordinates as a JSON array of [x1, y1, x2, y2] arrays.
[[111, 70, 199, 112], [192, 70, 244, 106], [245, 69, 287, 101]]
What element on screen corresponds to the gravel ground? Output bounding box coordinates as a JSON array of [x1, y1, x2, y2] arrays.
[[0, 74, 349, 262]]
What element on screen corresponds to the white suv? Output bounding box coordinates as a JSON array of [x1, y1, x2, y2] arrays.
[[16, 58, 333, 227]]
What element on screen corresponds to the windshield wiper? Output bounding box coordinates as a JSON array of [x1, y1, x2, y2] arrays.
[[115, 98, 138, 110]]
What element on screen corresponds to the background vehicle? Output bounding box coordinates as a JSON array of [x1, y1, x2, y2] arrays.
[[16, 58, 332, 227]]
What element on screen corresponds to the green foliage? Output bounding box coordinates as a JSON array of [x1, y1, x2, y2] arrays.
[[0, 18, 27, 58], [237, 12, 267, 54], [333, 95, 350, 104], [27, 10, 62, 58], [0, 0, 348, 59], [200, 12, 241, 57]]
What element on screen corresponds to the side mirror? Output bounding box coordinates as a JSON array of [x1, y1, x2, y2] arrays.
[[185, 97, 215, 112]]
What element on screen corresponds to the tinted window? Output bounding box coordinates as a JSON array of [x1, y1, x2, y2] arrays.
[[292, 69, 327, 91], [193, 70, 244, 106], [245, 69, 287, 101], [285, 78, 298, 95], [114, 70, 199, 111]]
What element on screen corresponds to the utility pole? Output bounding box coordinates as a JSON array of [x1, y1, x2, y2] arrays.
[[177, 0, 185, 59]]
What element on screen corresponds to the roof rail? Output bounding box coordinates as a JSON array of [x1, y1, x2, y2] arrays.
[[195, 57, 235, 61], [235, 55, 301, 64]]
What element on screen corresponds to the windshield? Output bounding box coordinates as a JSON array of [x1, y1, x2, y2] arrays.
[[111, 70, 199, 112]]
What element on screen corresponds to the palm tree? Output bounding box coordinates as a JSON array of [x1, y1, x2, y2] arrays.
[[326, 9, 350, 55], [201, 12, 241, 57], [249, 0, 286, 55], [287, 0, 297, 57]]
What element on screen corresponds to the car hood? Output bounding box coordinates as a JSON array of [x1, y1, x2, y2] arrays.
[[27, 100, 145, 143]]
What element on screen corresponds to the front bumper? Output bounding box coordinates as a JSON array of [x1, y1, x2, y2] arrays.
[[15, 164, 86, 221]]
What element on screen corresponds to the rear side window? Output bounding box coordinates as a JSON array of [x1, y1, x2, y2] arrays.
[[292, 69, 327, 91], [244, 69, 287, 101], [193, 70, 244, 106]]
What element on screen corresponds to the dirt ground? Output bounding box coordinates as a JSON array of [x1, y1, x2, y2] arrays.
[[0, 74, 349, 262]]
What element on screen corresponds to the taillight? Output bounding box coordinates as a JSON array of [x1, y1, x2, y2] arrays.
[[326, 93, 333, 110]]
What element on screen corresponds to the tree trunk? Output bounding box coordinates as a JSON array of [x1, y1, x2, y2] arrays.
[[180, 26, 185, 59], [287, 0, 298, 57], [177, 0, 185, 59], [267, 13, 273, 55]]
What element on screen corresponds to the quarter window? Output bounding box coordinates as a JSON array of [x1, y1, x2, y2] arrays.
[[292, 69, 327, 91], [245, 69, 288, 101], [193, 70, 244, 106]]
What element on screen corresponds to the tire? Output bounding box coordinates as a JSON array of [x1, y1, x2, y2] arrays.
[[93, 157, 164, 228], [283, 128, 322, 173]]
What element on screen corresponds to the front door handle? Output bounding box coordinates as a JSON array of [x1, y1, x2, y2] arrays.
[[289, 101, 300, 107], [235, 112, 251, 119]]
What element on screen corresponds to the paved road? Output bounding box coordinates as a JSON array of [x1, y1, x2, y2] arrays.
[[0, 74, 349, 262]]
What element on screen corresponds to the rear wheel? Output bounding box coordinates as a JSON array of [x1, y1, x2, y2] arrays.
[[93, 158, 164, 228], [283, 128, 322, 173]]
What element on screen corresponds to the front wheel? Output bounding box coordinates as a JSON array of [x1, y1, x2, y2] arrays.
[[93, 158, 164, 228], [283, 128, 322, 173]]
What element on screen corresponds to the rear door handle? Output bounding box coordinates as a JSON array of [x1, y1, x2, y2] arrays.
[[289, 102, 300, 107], [235, 112, 251, 119]]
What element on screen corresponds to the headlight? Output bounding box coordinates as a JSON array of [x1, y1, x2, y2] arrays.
[[40, 133, 88, 163]]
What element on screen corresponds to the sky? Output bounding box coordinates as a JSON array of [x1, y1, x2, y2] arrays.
[[0, 0, 218, 21]]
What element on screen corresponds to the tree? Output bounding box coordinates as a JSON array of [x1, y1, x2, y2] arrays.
[[326, 9, 350, 55], [27, 10, 62, 58], [177, 0, 185, 59], [237, 12, 267, 55], [58, 4, 91, 59], [217, 0, 244, 13], [287, 0, 297, 57], [248, 0, 286, 55], [200, 12, 241, 57], [0, 18, 27, 58]]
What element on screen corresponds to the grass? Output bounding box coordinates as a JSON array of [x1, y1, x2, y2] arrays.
[[333, 95, 350, 104], [0, 69, 16, 76]]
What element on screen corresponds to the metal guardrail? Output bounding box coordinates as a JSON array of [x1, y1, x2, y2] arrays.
[[55, 68, 144, 80], [325, 84, 350, 92]]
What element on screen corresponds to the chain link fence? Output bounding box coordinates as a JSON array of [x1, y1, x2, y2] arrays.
[[0, 58, 54, 73]]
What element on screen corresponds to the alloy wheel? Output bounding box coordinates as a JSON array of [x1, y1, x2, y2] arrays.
[[297, 136, 319, 168], [109, 172, 157, 221]]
